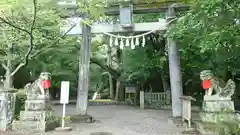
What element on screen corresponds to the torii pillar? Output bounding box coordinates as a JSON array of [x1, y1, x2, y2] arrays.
[[76, 23, 91, 115], [167, 7, 183, 117]]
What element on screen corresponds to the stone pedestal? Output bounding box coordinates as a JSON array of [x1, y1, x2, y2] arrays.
[[13, 99, 59, 132], [196, 97, 239, 135]]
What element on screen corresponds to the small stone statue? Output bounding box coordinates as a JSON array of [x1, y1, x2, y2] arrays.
[[24, 72, 51, 100], [200, 70, 235, 100]]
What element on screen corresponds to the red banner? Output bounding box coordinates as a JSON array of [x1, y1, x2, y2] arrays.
[[42, 80, 51, 89], [202, 79, 211, 90]]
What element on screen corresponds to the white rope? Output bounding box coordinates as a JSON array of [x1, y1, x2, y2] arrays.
[[79, 18, 177, 49]]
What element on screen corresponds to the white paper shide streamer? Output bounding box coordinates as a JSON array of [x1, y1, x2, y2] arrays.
[[120, 38, 124, 49], [108, 35, 146, 50]]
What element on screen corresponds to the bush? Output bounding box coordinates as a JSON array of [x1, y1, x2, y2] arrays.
[[14, 89, 26, 120]]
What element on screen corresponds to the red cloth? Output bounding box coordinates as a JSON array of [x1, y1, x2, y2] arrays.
[[202, 79, 211, 90], [42, 80, 51, 89]]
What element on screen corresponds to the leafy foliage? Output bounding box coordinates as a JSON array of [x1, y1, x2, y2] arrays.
[[0, 0, 77, 88], [168, 0, 240, 73]]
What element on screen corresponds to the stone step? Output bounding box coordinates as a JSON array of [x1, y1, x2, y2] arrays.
[[19, 110, 57, 121], [13, 119, 59, 132]]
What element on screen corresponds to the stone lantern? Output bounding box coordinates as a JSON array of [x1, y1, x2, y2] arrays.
[[125, 84, 138, 104]]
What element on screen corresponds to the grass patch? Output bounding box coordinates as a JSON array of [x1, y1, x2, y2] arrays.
[[89, 99, 113, 102]]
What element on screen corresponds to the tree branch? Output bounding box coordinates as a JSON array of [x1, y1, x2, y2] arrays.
[[90, 57, 120, 79], [28, 24, 77, 59], [74, 44, 120, 78], [10, 0, 37, 76], [23, 0, 37, 64], [1, 63, 7, 70], [10, 63, 25, 76], [12, 20, 76, 74], [30, 0, 37, 32], [0, 16, 30, 35]]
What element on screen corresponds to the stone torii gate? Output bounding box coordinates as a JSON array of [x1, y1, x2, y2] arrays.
[[59, 0, 186, 117]]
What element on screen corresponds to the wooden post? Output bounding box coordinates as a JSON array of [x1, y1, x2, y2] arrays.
[[167, 6, 183, 117], [76, 23, 91, 115], [180, 96, 196, 128], [140, 91, 144, 109]]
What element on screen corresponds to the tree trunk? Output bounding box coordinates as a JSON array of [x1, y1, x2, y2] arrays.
[[109, 77, 114, 99], [4, 69, 13, 89], [4, 39, 14, 89], [161, 73, 170, 92], [106, 37, 114, 100], [115, 78, 121, 101], [119, 83, 124, 101], [102, 72, 114, 99], [114, 46, 122, 101], [112, 79, 116, 99]]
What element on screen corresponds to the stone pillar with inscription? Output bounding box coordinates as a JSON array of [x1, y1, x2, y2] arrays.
[[0, 89, 16, 131]]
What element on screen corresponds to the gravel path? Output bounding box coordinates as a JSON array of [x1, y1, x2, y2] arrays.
[[34, 105, 183, 135]]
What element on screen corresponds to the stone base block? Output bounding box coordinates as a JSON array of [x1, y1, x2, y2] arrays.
[[200, 112, 236, 123], [25, 100, 47, 111], [19, 110, 54, 121], [202, 100, 235, 112], [13, 110, 59, 132], [203, 95, 231, 101], [13, 119, 59, 132]]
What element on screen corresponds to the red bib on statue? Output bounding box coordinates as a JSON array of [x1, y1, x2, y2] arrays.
[[42, 80, 51, 89], [202, 79, 211, 89]]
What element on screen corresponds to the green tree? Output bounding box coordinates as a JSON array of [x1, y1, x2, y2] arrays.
[[0, 0, 75, 88], [168, 0, 240, 76], [166, 0, 240, 101]]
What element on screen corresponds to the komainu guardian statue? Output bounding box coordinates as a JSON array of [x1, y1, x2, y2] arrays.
[[24, 72, 51, 100], [200, 70, 235, 100], [13, 72, 58, 132], [196, 70, 238, 134]]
